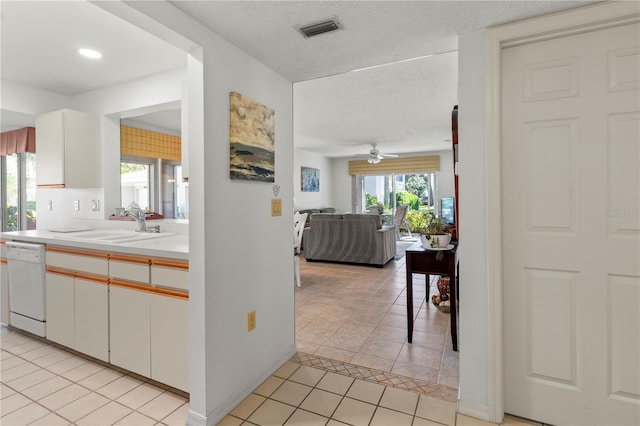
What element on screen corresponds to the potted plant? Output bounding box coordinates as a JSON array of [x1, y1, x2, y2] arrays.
[[421, 212, 452, 248]]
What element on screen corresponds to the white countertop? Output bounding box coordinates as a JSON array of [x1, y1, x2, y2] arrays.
[[1, 230, 189, 260]]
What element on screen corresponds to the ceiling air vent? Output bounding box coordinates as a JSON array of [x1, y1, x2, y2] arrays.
[[297, 17, 342, 38]]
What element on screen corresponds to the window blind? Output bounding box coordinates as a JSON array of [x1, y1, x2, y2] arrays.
[[120, 125, 181, 161], [348, 155, 440, 175]]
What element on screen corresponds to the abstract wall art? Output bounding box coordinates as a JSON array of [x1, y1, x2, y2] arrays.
[[301, 166, 320, 192], [229, 91, 275, 182]]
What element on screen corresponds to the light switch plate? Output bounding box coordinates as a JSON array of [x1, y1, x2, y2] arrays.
[[91, 200, 100, 211], [271, 199, 282, 216]]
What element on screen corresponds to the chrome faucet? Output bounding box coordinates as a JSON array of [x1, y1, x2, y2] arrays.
[[126, 210, 160, 233]]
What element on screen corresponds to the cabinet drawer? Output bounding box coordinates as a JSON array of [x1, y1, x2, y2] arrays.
[[151, 264, 188, 291], [47, 248, 108, 276], [110, 259, 150, 284]]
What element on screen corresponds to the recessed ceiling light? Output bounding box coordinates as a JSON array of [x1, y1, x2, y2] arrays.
[[78, 48, 102, 59]]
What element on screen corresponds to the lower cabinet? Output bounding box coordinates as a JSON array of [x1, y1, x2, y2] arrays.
[[45, 248, 189, 392], [46, 271, 109, 362], [74, 277, 109, 361], [109, 284, 151, 377], [110, 281, 189, 391], [150, 293, 189, 391], [45, 272, 75, 348]]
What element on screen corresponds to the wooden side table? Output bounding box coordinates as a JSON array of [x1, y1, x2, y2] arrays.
[[405, 242, 459, 351]]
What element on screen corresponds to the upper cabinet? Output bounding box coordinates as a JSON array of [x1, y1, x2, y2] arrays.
[[36, 109, 101, 188]]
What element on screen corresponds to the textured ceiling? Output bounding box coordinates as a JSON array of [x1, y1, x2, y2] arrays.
[[294, 50, 458, 157], [1, 0, 594, 156], [170, 0, 592, 83]]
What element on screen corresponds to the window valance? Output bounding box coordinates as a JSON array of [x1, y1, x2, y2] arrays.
[[120, 125, 181, 162], [348, 155, 440, 175], [0, 127, 36, 156]]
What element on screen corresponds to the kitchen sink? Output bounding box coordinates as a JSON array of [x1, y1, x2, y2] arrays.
[[51, 229, 175, 244]]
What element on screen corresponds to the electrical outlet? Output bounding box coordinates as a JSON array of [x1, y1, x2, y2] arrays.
[[91, 200, 100, 211], [47, 200, 52, 211], [247, 310, 256, 332], [74, 200, 80, 211]]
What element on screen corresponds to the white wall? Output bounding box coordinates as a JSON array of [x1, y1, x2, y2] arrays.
[[71, 68, 184, 218], [331, 158, 354, 213], [3, 70, 184, 230], [112, 3, 295, 424], [293, 148, 333, 210], [457, 27, 491, 414], [0, 81, 70, 118]]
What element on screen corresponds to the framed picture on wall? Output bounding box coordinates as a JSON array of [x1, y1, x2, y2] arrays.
[[301, 167, 319, 192], [229, 91, 275, 182]]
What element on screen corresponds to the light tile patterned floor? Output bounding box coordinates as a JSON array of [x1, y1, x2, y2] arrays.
[[295, 250, 460, 393], [0, 326, 188, 426], [1, 247, 545, 425], [221, 360, 544, 426]]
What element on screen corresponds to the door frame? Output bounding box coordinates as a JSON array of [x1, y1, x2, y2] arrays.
[[484, 2, 640, 422]]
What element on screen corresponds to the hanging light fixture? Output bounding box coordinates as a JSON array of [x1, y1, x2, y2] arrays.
[[367, 155, 381, 164]]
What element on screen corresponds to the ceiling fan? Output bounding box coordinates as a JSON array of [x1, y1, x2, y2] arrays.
[[365, 144, 398, 164]]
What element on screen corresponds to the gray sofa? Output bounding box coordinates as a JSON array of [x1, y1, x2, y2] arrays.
[[303, 213, 396, 267]]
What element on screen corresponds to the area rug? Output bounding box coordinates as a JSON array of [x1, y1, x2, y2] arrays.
[[394, 239, 418, 260]]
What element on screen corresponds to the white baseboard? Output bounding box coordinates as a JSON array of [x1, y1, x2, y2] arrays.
[[458, 401, 497, 423], [186, 410, 207, 426], [190, 344, 298, 426]]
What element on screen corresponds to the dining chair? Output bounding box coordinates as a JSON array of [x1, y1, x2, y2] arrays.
[[394, 204, 411, 240], [293, 211, 308, 287]]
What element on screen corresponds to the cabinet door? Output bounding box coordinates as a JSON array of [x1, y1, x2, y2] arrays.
[[63, 110, 100, 188], [74, 278, 109, 362], [36, 110, 65, 186], [109, 285, 150, 377], [150, 293, 189, 392], [46, 272, 75, 348]]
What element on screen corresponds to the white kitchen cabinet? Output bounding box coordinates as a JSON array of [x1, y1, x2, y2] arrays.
[[109, 254, 149, 284], [46, 269, 109, 362], [151, 259, 188, 291], [150, 293, 189, 391], [74, 276, 109, 362], [36, 109, 100, 188], [47, 247, 109, 276], [45, 271, 75, 348], [109, 282, 151, 377]]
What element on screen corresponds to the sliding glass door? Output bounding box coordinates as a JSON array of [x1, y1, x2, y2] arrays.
[[360, 172, 437, 215]]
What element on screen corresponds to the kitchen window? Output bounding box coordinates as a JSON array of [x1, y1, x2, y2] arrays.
[[1, 127, 37, 231], [1, 153, 37, 231]]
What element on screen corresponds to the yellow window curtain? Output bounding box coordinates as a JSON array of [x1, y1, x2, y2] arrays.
[[348, 155, 440, 175], [120, 125, 181, 161]]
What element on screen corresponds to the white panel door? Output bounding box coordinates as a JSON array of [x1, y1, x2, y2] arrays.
[[502, 22, 639, 425]]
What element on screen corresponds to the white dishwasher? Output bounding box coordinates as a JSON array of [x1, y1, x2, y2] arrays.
[[7, 241, 46, 337]]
